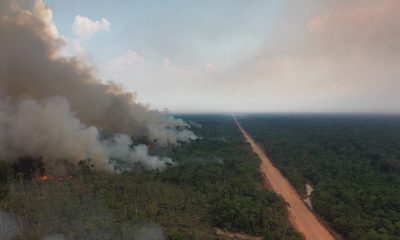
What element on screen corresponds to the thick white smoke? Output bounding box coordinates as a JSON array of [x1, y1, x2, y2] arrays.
[[0, 0, 196, 174], [0, 97, 174, 175]]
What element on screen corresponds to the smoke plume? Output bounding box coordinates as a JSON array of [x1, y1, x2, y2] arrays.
[[0, 210, 19, 240], [0, 0, 196, 174]]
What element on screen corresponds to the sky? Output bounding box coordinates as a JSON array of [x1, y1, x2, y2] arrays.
[[44, 0, 400, 113]]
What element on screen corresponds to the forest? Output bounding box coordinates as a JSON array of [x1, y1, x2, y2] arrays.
[[239, 114, 400, 240], [0, 115, 302, 240]]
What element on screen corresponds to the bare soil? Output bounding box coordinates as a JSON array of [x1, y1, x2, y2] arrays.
[[234, 118, 336, 240]]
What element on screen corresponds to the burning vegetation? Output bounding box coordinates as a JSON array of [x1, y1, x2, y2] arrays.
[[36, 175, 74, 181], [0, 1, 303, 240], [0, 0, 196, 175], [0, 116, 303, 240]]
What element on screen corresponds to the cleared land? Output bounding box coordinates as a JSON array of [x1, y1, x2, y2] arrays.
[[235, 117, 335, 240]]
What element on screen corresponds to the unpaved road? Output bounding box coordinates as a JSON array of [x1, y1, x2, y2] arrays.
[[234, 117, 336, 240]]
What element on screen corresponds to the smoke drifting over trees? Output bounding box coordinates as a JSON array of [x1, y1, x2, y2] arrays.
[[0, 0, 196, 174]]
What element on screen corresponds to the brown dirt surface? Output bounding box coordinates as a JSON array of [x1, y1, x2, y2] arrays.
[[234, 117, 336, 240]]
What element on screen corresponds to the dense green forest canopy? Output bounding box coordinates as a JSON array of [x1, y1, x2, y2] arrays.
[[0, 115, 302, 240], [238, 114, 400, 240]]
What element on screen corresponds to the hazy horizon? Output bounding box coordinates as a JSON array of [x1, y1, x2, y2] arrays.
[[173, 112, 400, 117], [43, 0, 400, 113]]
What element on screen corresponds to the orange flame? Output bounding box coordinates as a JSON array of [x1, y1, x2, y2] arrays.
[[38, 175, 51, 181], [36, 175, 73, 181]]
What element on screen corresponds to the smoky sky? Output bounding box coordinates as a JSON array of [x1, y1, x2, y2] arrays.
[[0, 0, 196, 174], [198, 0, 400, 113], [44, 0, 400, 113]]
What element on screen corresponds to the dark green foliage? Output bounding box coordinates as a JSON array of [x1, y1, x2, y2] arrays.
[[162, 115, 302, 239], [239, 114, 400, 240], [0, 115, 303, 240]]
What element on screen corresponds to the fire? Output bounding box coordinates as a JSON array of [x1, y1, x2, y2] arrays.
[[38, 175, 51, 181], [36, 175, 73, 181]]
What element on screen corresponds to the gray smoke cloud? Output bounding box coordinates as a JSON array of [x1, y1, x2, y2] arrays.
[[0, 97, 174, 175], [0, 210, 19, 240], [131, 223, 166, 240], [0, 0, 196, 173], [42, 234, 66, 240]]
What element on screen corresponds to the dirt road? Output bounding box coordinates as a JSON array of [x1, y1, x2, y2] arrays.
[[234, 117, 336, 240]]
